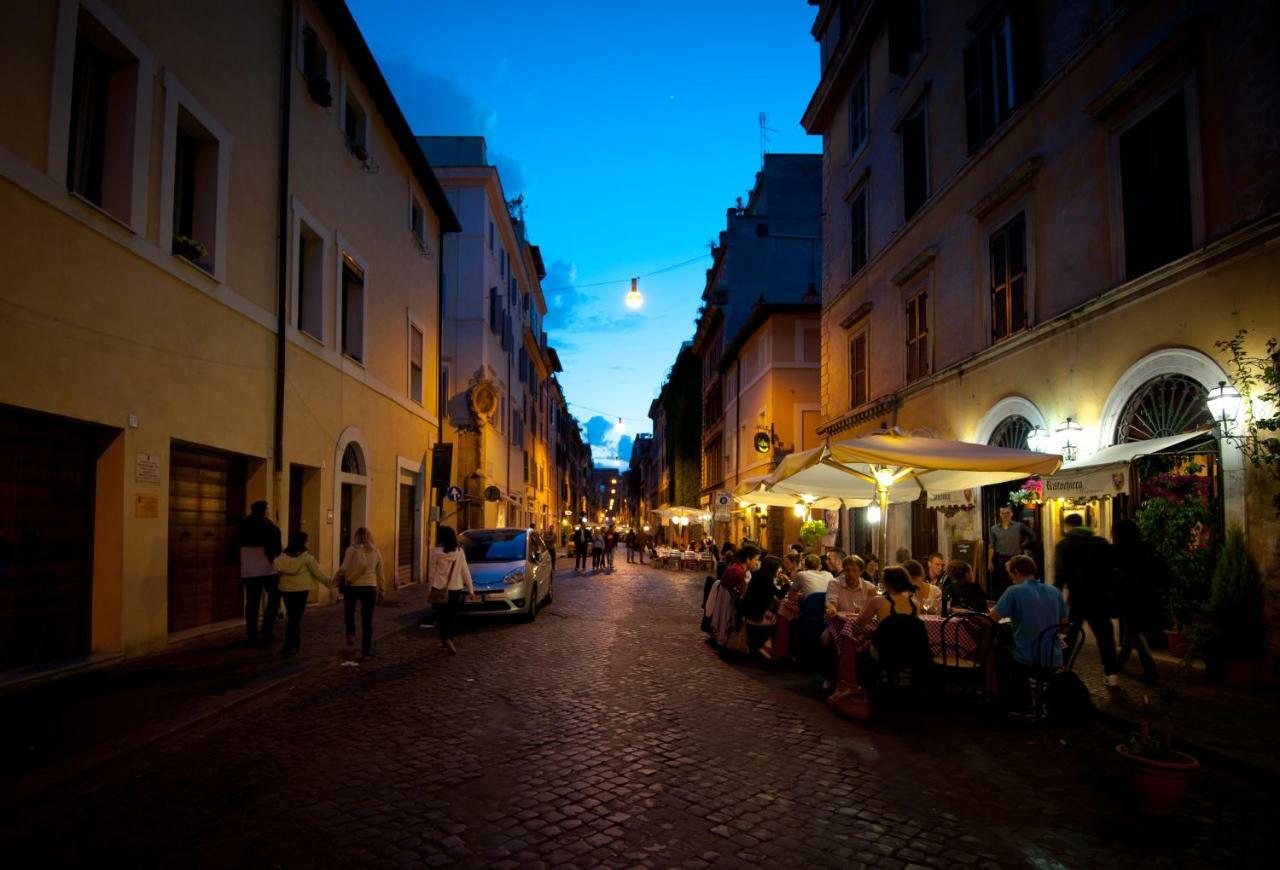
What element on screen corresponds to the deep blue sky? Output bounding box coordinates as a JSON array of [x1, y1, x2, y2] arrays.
[[349, 0, 820, 467]]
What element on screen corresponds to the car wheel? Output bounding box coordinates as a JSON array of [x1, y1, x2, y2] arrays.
[[524, 582, 538, 621]]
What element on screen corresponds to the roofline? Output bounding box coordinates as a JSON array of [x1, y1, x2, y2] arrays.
[[717, 301, 822, 374], [320, 0, 460, 233]]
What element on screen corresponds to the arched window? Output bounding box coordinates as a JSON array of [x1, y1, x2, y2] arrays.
[[1115, 374, 1213, 443], [341, 442, 365, 475], [988, 415, 1032, 451]]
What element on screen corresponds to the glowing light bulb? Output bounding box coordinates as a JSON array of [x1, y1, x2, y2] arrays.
[[624, 277, 643, 310], [866, 504, 882, 524]]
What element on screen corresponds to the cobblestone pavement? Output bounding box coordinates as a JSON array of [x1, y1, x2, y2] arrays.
[[3, 561, 1274, 869]]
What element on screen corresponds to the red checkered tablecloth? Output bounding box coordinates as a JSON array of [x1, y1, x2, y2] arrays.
[[777, 598, 801, 621]]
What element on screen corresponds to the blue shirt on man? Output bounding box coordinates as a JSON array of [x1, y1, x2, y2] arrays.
[[994, 578, 1068, 666]]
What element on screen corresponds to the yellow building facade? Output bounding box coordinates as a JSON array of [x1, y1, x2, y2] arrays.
[[0, 0, 458, 674]]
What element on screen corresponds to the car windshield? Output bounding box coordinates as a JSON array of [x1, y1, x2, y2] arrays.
[[460, 530, 527, 564]]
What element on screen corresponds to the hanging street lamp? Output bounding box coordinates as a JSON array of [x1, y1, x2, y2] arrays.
[[624, 277, 643, 310]]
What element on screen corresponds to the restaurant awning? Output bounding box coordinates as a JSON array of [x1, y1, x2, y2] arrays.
[[733, 479, 849, 510], [1044, 429, 1213, 500]]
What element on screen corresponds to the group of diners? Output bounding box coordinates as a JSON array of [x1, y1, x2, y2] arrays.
[[702, 539, 1071, 712]]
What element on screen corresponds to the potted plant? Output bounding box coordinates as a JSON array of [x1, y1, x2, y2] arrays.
[[1197, 524, 1265, 687], [799, 519, 827, 551], [172, 234, 208, 266], [1116, 693, 1200, 816], [1133, 486, 1214, 650]]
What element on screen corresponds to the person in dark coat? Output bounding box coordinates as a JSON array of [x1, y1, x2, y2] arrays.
[[1111, 519, 1160, 683], [741, 555, 784, 657], [231, 500, 282, 644], [571, 524, 589, 574], [1054, 514, 1119, 685]]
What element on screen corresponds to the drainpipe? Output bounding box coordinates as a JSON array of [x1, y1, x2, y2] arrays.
[[434, 218, 446, 545], [272, 0, 293, 516]]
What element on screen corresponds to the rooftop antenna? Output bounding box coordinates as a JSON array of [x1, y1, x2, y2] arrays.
[[758, 112, 777, 166]]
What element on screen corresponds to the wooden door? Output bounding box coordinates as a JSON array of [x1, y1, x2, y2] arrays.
[[168, 445, 244, 633], [0, 406, 104, 669], [396, 482, 415, 586]]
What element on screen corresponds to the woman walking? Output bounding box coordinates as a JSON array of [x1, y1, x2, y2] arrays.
[[273, 531, 333, 656], [337, 527, 384, 660], [429, 526, 474, 655]]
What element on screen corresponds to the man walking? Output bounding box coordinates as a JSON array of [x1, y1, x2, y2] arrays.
[[1054, 513, 1120, 686], [232, 500, 282, 645], [572, 524, 589, 574], [604, 526, 618, 570], [625, 529, 637, 563]]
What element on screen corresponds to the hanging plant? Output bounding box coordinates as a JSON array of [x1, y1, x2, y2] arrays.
[[799, 519, 827, 549], [1008, 476, 1043, 508]]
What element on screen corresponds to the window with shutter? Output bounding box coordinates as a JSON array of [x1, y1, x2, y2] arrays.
[[849, 185, 868, 274], [1119, 92, 1192, 280], [962, 2, 1039, 154], [849, 69, 869, 157], [849, 329, 868, 408], [905, 289, 929, 383], [989, 213, 1027, 343], [901, 109, 929, 220], [409, 323, 424, 403], [888, 1, 926, 77]]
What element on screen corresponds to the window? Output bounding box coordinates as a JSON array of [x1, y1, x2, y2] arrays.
[[488, 220, 494, 252], [849, 69, 869, 158], [66, 11, 141, 223], [300, 24, 331, 107], [500, 249, 506, 278], [409, 323, 424, 404], [802, 327, 821, 363], [849, 329, 869, 408], [905, 288, 929, 382], [900, 107, 929, 220], [963, 4, 1039, 153], [1119, 92, 1193, 280], [297, 221, 324, 340], [343, 87, 367, 158], [341, 255, 365, 362], [489, 287, 500, 335], [849, 184, 868, 275], [170, 108, 220, 271], [888, 0, 926, 77], [409, 194, 425, 247], [989, 213, 1027, 343]]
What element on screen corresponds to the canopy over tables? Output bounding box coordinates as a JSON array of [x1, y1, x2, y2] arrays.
[[761, 428, 1062, 560], [732, 480, 849, 510]]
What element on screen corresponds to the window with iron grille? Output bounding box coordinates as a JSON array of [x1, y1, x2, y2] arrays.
[[904, 289, 929, 383], [990, 212, 1027, 343]]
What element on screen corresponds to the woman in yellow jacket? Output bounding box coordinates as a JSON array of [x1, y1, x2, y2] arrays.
[[337, 526, 384, 660], [273, 531, 333, 656]]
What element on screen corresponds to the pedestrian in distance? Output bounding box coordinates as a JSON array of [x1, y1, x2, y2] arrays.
[[605, 526, 618, 570], [625, 529, 637, 563], [572, 524, 589, 574], [335, 527, 384, 661], [1111, 519, 1160, 683], [428, 525, 475, 655], [273, 531, 333, 656], [231, 500, 283, 646], [591, 529, 604, 572], [1054, 513, 1120, 686]]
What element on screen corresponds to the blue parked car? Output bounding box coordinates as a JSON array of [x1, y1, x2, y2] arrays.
[[458, 528, 554, 620]]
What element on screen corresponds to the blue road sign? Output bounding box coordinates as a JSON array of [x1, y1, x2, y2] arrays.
[[445, 485, 463, 502]]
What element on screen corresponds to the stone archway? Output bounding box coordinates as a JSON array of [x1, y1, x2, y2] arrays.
[[333, 426, 371, 568]]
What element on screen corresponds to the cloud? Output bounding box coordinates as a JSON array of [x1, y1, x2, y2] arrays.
[[584, 415, 614, 447], [377, 57, 526, 194], [617, 435, 634, 463]]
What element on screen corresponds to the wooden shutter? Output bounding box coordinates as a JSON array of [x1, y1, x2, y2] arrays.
[[888, 3, 910, 76], [963, 42, 983, 153], [850, 331, 868, 407], [1011, 0, 1040, 109]]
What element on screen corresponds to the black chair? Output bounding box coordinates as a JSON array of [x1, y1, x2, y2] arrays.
[[865, 613, 932, 702], [1026, 622, 1084, 721], [932, 614, 995, 705]]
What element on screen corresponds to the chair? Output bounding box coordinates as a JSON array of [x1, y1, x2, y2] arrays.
[[866, 613, 932, 702], [796, 592, 828, 665], [1026, 622, 1085, 721], [932, 614, 995, 705]]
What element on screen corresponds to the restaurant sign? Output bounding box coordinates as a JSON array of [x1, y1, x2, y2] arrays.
[[1043, 466, 1129, 500], [927, 489, 975, 508]]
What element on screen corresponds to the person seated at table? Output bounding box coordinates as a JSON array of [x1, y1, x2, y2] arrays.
[[990, 555, 1067, 668], [821, 549, 846, 575], [790, 554, 834, 599], [781, 552, 800, 587], [941, 560, 987, 612], [855, 565, 931, 679], [716, 543, 736, 580], [742, 555, 785, 658], [825, 556, 878, 617], [721, 545, 759, 598], [903, 559, 943, 614], [863, 555, 881, 587]]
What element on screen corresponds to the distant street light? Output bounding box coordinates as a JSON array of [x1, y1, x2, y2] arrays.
[[624, 277, 643, 310]]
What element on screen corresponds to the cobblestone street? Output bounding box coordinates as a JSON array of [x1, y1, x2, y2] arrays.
[[3, 561, 1274, 869]]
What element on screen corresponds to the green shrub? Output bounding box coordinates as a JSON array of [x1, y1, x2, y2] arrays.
[[1199, 524, 1266, 660]]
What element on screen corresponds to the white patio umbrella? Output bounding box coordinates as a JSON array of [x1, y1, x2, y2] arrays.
[[732, 480, 850, 511], [761, 428, 1062, 562]]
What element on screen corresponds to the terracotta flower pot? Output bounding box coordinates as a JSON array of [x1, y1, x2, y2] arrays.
[[1163, 629, 1189, 658], [1116, 745, 1199, 816]]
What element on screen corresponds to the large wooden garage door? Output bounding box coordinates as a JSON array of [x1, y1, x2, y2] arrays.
[[0, 405, 106, 670], [168, 444, 245, 633], [396, 482, 415, 586]]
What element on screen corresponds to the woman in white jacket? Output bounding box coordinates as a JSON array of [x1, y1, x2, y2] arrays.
[[337, 527, 384, 660], [429, 526, 474, 654], [273, 531, 333, 656]]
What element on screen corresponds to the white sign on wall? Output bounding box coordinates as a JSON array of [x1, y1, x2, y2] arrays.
[[135, 453, 162, 484]]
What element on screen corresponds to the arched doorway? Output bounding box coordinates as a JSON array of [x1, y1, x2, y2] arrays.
[[982, 414, 1044, 576], [333, 428, 369, 566]]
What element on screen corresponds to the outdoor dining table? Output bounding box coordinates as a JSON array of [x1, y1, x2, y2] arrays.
[[827, 612, 996, 692]]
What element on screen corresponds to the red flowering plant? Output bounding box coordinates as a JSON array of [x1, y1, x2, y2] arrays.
[[1008, 476, 1044, 507]]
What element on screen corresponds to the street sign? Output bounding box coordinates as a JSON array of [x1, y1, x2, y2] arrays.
[[445, 485, 463, 502], [713, 490, 732, 523]]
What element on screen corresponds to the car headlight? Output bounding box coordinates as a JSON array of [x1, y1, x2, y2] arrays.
[[503, 568, 526, 586]]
